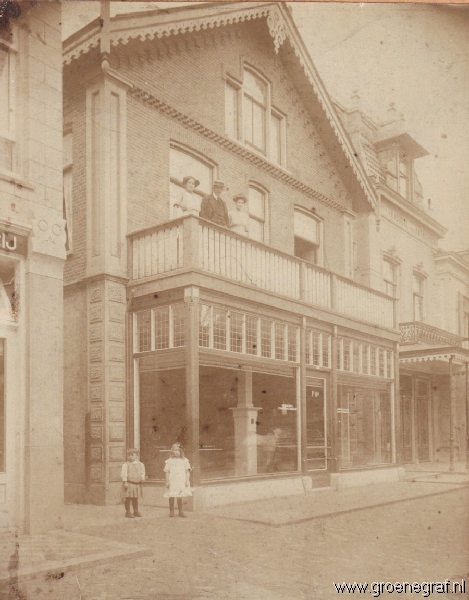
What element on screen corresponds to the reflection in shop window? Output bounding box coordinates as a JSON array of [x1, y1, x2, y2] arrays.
[[0, 339, 4, 472]]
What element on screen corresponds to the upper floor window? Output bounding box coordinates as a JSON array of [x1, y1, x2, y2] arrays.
[[169, 145, 214, 220], [248, 185, 267, 243], [412, 272, 425, 322], [294, 208, 322, 266], [225, 67, 286, 167], [63, 131, 73, 253], [0, 37, 16, 174], [383, 258, 398, 298]]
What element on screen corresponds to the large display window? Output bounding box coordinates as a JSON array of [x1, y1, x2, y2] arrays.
[[338, 385, 392, 467], [0, 339, 4, 472]]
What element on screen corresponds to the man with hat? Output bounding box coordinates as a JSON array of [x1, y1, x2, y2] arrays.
[[200, 180, 230, 227]]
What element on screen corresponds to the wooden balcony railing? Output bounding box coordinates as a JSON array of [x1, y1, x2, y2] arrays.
[[129, 216, 396, 330]]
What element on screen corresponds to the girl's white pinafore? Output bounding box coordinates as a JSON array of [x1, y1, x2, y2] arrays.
[[163, 457, 192, 498]]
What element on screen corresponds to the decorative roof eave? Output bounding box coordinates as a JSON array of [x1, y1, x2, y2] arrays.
[[434, 250, 469, 275], [400, 346, 469, 366], [377, 182, 448, 239], [62, 1, 377, 213]]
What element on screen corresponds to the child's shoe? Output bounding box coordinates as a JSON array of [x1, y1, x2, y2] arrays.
[[178, 509, 186, 518], [125, 512, 135, 518], [134, 511, 142, 517], [169, 508, 175, 517]]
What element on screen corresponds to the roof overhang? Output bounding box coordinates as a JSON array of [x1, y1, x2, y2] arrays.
[[63, 2, 378, 215], [400, 346, 469, 367]]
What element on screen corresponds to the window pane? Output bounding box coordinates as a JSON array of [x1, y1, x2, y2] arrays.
[[243, 96, 254, 146], [136, 310, 151, 352], [294, 211, 318, 244], [362, 345, 369, 374], [155, 306, 170, 349], [248, 187, 265, 220], [229, 311, 243, 353], [213, 307, 227, 350], [172, 304, 185, 348], [244, 70, 266, 105], [322, 334, 330, 368], [246, 315, 258, 355], [399, 176, 407, 199], [287, 326, 298, 362], [275, 323, 285, 360], [225, 82, 238, 139], [261, 319, 272, 358], [249, 218, 264, 243], [312, 332, 320, 366], [252, 102, 265, 151], [199, 304, 211, 348], [270, 113, 281, 164]]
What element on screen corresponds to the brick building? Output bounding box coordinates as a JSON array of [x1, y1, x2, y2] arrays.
[[0, 3, 65, 532], [62, 2, 404, 508], [337, 99, 469, 469]]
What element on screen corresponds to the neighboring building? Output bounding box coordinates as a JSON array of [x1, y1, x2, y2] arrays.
[[0, 3, 65, 532], [62, 2, 401, 508], [338, 98, 469, 468]]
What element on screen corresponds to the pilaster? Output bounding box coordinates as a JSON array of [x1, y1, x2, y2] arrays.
[[87, 277, 127, 504]]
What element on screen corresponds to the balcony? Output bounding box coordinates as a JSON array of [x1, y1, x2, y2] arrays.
[[128, 215, 396, 330], [400, 322, 465, 347]]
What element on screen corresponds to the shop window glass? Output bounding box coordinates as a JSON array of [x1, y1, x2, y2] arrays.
[[254, 372, 298, 474], [199, 367, 237, 479], [139, 368, 186, 479], [322, 334, 330, 368]]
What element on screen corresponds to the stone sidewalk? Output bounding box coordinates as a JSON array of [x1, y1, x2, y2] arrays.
[[0, 470, 467, 587]]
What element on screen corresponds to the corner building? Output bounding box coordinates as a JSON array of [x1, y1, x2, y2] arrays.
[[63, 2, 400, 507]]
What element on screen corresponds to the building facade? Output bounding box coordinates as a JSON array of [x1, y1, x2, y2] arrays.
[[337, 99, 469, 468], [0, 2, 65, 532], [62, 2, 406, 508]]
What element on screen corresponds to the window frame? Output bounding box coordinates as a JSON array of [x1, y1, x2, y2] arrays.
[[248, 183, 269, 245], [225, 66, 287, 168], [382, 254, 401, 299], [293, 206, 323, 267], [0, 32, 17, 177], [412, 271, 425, 322]]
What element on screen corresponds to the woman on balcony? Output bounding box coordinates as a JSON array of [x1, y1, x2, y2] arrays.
[[173, 175, 201, 216], [229, 194, 249, 236]]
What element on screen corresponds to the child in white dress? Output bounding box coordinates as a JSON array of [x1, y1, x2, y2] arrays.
[[164, 443, 192, 517]]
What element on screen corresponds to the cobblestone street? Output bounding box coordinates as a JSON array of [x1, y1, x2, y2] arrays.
[[3, 483, 468, 600]]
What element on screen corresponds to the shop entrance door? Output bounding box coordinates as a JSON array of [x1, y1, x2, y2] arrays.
[[416, 378, 430, 462], [306, 378, 327, 470], [400, 375, 413, 463]]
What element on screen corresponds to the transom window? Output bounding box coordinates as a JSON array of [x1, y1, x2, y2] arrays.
[[336, 338, 392, 378], [412, 272, 425, 322], [134, 304, 186, 353], [225, 67, 286, 167]]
